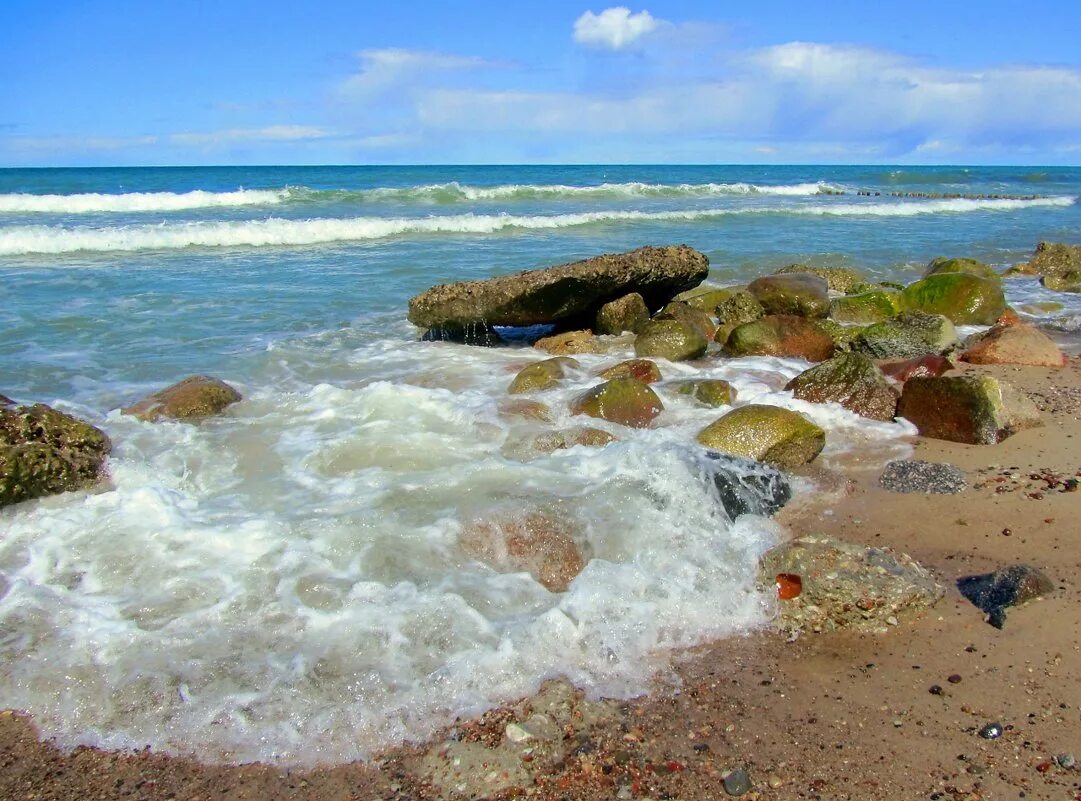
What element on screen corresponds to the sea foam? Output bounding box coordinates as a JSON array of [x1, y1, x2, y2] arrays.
[[0, 188, 289, 214]]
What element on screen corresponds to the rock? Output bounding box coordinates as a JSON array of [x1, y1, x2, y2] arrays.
[[853, 311, 957, 359], [785, 352, 899, 421], [421, 322, 505, 346], [1013, 241, 1081, 278], [977, 723, 1003, 740], [1, 401, 112, 508], [0, 394, 14, 407], [654, 301, 717, 340], [696, 404, 825, 468], [957, 564, 1054, 629], [759, 535, 944, 636], [776, 264, 865, 293], [816, 319, 865, 352], [747, 273, 830, 318], [508, 356, 581, 394], [497, 398, 554, 423], [696, 450, 792, 518], [901, 273, 1006, 325], [534, 330, 605, 356], [961, 323, 1066, 367], [713, 291, 766, 345], [722, 767, 752, 796], [676, 286, 737, 313], [571, 378, 663, 428], [459, 510, 588, 592], [530, 427, 618, 453], [595, 292, 650, 335], [633, 319, 708, 361], [123, 376, 242, 422], [723, 315, 836, 361], [879, 460, 967, 494], [898, 375, 1042, 444], [1041, 271, 1081, 293], [829, 289, 904, 325], [924, 256, 1000, 281], [598, 359, 662, 384], [879, 354, 954, 382], [670, 379, 736, 407], [408, 245, 710, 329]]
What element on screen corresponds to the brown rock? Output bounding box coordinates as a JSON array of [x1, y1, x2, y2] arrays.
[[595, 292, 650, 335], [508, 357, 580, 394], [723, 315, 836, 361], [898, 375, 1042, 444], [747, 273, 830, 318], [879, 354, 954, 382], [785, 353, 899, 421], [571, 378, 663, 428], [533, 330, 604, 356], [122, 376, 242, 422], [459, 511, 588, 592], [598, 359, 662, 384], [498, 399, 554, 423], [654, 301, 717, 340], [962, 324, 1066, 368]]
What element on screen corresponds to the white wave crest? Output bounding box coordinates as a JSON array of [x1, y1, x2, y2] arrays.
[[0, 196, 1073, 256], [0, 188, 289, 214]]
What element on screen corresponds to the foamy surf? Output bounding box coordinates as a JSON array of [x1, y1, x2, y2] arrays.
[[0, 188, 289, 214]]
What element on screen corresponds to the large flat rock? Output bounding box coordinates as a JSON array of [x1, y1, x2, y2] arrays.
[[407, 245, 709, 329]]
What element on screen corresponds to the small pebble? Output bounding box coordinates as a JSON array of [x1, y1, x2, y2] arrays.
[[1056, 753, 1077, 769], [879, 460, 967, 494], [929, 685, 944, 696], [978, 722, 1003, 740], [767, 774, 784, 789], [723, 767, 752, 796], [947, 674, 962, 684]]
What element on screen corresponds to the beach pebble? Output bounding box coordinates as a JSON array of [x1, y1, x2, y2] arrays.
[[1055, 753, 1076, 769], [977, 722, 1003, 740], [723, 767, 752, 796], [879, 460, 967, 494]]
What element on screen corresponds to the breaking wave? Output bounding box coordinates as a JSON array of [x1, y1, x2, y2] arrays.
[[0, 188, 290, 214]]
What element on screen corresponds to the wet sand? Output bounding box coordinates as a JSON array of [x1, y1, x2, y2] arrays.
[[2, 358, 1080, 801]]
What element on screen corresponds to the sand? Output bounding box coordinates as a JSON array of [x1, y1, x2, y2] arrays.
[[2, 357, 1080, 801]]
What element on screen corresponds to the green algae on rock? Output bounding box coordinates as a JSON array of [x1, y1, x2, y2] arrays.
[[696, 404, 825, 468], [675, 285, 738, 314], [900, 273, 1006, 325], [1011, 241, 1081, 278], [571, 377, 664, 428], [1040, 271, 1081, 293], [595, 292, 650, 335], [785, 353, 899, 421], [747, 273, 830, 318], [508, 356, 581, 394], [923, 256, 1000, 281], [853, 311, 957, 360], [654, 300, 717, 341], [897, 375, 1042, 444], [776, 264, 865, 293], [722, 315, 836, 361], [123, 375, 242, 422], [829, 289, 904, 325], [633, 318, 708, 361], [669, 378, 736, 407]]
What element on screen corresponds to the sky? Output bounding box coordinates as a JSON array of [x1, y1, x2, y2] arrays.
[[2, 0, 1081, 166]]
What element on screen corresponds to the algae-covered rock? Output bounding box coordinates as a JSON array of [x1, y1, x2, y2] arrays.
[[675, 286, 737, 313], [598, 358, 662, 384], [122, 375, 242, 422], [776, 264, 865, 293], [785, 353, 899, 421], [633, 318, 708, 362], [1040, 271, 1081, 293], [924, 256, 1000, 281], [508, 356, 581, 394], [961, 324, 1066, 368], [748, 273, 830, 318], [853, 311, 957, 359], [713, 290, 765, 345], [571, 377, 663, 428], [533, 330, 604, 355], [595, 292, 649, 335], [670, 379, 736, 407], [1013, 241, 1081, 278], [723, 315, 836, 361], [898, 375, 1042, 444], [1, 401, 112, 507], [816, 319, 866, 352], [759, 535, 944, 636], [829, 289, 903, 325], [696, 404, 825, 468], [901, 273, 1006, 325], [654, 301, 716, 341]]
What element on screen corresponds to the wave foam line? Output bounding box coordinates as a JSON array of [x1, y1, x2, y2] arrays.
[[1, 196, 1073, 256], [0, 188, 289, 214]]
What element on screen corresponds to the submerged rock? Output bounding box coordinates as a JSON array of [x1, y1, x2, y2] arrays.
[[898, 375, 1042, 444], [961, 323, 1066, 367], [530, 427, 617, 453], [459, 510, 589, 592], [879, 460, 967, 494], [533, 330, 605, 355], [408, 245, 710, 329], [508, 356, 581, 394], [633, 318, 709, 361], [670, 378, 736, 407], [958, 564, 1054, 629], [1, 400, 112, 508], [696, 404, 825, 468], [571, 377, 663, 428], [595, 292, 650, 335], [598, 358, 662, 384], [1040, 271, 1081, 293], [776, 264, 865, 293], [747, 273, 830, 318], [759, 535, 944, 636], [123, 375, 242, 422], [722, 315, 835, 361], [497, 398, 554, 423], [901, 273, 1006, 325], [785, 352, 899, 421], [695, 450, 791, 519], [853, 311, 957, 359], [1012, 241, 1081, 278], [924, 256, 1000, 281]]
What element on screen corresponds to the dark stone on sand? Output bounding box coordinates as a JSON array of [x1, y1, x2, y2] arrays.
[[697, 450, 792, 519], [723, 768, 752, 796], [897, 375, 1041, 445], [879, 460, 967, 495], [977, 723, 1003, 740], [957, 564, 1054, 629]]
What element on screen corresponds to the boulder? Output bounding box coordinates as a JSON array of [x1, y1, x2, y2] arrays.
[[654, 301, 716, 340], [598, 359, 662, 384], [879, 354, 954, 382], [1013, 241, 1081, 278], [633, 319, 708, 362], [713, 290, 765, 345], [759, 535, 944, 636], [1041, 271, 1081, 293], [897, 375, 1042, 444], [696, 404, 825, 468], [122, 375, 241, 422], [747, 273, 830, 318], [675, 286, 737, 313], [695, 450, 792, 518], [670, 379, 736, 407], [901, 273, 1006, 325], [829, 289, 903, 325], [776, 264, 865, 293], [533, 330, 604, 356], [957, 564, 1055, 629], [497, 398, 554, 423], [1, 400, 112, 507], [723, 315, 836, 361], [459, 511, 588, 592], [508, 356, 581, 394], [571, 378, 663, 428], [924, 256, 1000, 281], [816, 319, 865, 352], [961, 324, 1066, 368], [853, 311, 957, 359], [594, 292, 650, 335], [785, 353, 899, 421], [408, 245, 710, 329]]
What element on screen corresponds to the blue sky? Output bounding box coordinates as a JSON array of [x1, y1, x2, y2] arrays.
[[3, 0, 1080, 166]]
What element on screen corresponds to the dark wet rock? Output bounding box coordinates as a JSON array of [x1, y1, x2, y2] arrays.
[[748, 273, 830, 318], [0, 394, 13, 408], [961, 323, 1066, 367], [759, 534, 944, 636], [533, 330, 605, 355], [634, 318, 708, 361], [571, 377, 663, 428], [776, 264, 865, 293], [924, 256, 1000, 281], [958, 564, 1054, 629], [508, 356, 580, 394], [977, 722, 1004, 740], [853, 311, 957, 359], [654, 300, 717, 340], [696, 450, 791, 518], [785, 352, 899, 421], [879, 460, 967, 494], [898, 375, 1042, 445], [697, 404, 825, 468], [723, 767, 752, 796], [595, 292, 650, 335], [408, 245, 709, 329], [421, 322, 505, 346], [880, 354, 954, 382], [670, 378, 736, 407], [459, 510, 589, 592], [1, 400, 112, 507], [1012, 241, 1081, 278], [598, 358, 662, 384], [901, 273, 1006, 325], [829, 289, 903, 325], [123, 375, 242, 422], [723, 315, 836, 361]]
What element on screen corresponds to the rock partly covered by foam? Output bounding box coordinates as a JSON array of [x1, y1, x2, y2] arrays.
[[759, 535, 944, 636], [459, 511, 589, 593], [408, 245, 709, 329], [508, 356, 580, 394], [776, 264, 865, 293], [598, 358, 662, 383], [123, 375, 242, 422], [533, 330, 605, 355], [924, 256, 1000, 281], [1, 397, 111, 508], [670, 378, 736, 407], [898, 375, 1042, 444], [785, 352, 899, 421], [853, 311, 957, 359], [633, 318, 709, 361], [696, 450, 792, 519], [901, 273, 1006, 325], [961, 323, 1066, 368], [1013, 241, 1081, 278], [747, 273, 830, 318], [571, 377, 663, 428], [723, 315, 836, 361], [696, 404, 825, 468], [594, 292, 650, 335]]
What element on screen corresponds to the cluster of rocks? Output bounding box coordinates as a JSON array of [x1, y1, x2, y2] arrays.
[[1007, 241, 1081, 293]]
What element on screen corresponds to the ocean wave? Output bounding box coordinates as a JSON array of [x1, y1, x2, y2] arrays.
[[1, 196, 1073, 256], [0, 188, 289, 214]]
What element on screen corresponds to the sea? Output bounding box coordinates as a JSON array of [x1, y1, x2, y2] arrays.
[[1, 165, 1079, 766]]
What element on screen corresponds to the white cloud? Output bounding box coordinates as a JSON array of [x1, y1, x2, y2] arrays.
[[6, 134, 160, 151], [168, 125, 331, 147], [573, 7, 661, 50], [339, 48, 490, 101]]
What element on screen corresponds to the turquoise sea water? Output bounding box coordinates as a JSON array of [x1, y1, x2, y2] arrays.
[[0, 165, 1079, 765]]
